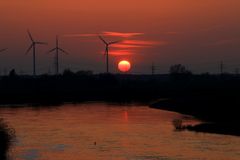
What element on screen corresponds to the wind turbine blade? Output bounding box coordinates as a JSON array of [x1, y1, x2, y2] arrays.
[[46, 48, 56, 54], [59, 48, 69, 54], [27, 30, 34, 42], [36, 42, 48, 45], [56, 35, 58, 47], [25, 44, 33, 54], [109, 40, 121, 45], [0, 48, 7, 52], [98, 36, 108, 45]]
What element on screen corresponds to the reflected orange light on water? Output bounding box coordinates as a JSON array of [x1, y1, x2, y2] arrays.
[[0, 103, 239, 160], [124, 111, 129, 122]]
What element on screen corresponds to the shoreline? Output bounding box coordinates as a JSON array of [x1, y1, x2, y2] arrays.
[[150, 98, 240, 136], [0, 120, 15, 160]]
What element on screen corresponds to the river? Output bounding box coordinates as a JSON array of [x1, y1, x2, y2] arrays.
[[0, 102, 239, 160]]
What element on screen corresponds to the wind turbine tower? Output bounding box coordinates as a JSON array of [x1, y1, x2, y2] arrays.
[[99, 36, 120, 73], [25, 30, 47, 76], [47, 36, 68, 75]]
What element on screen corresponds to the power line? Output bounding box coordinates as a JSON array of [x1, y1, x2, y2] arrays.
[[151, 62, 156, 75]]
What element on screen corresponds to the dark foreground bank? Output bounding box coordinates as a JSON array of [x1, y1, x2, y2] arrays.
[[0, 120, 15, 160], [150, 97, 240, 136], [1, 73, 240, 105]]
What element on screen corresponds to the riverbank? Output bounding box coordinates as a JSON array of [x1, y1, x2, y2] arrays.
[[150, 97, 240, 136], [0, 120, 15, 160], [1, 73, 240, 105]]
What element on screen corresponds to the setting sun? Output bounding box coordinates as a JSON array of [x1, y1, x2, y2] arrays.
[[118, 60, 131, 72]]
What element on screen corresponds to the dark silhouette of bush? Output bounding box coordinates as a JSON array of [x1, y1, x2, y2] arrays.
[[172, 119, 184, 130], [169, 64, 192, 80], [0, 119, 15, 160], [76, 70, 93, 76], [63, 69, 75, 77], [8, 69, 17, 77], [169, 64, 192, 75]]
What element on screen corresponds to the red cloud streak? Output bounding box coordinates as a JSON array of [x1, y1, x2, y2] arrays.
[[103, 32, 144, 38]]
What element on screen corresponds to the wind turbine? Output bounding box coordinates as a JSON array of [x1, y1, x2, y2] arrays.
[[47, 35, 68, 75], [98, 36, 120, 73], [25, 30, 47, 76], [0, 48, 7, 53]]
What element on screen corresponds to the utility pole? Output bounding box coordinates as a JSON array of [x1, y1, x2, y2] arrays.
[[220, 61, 224, 75], [235, 68, 239, 75], [151, 62, 156, 75], [47, 36, 68, 75]]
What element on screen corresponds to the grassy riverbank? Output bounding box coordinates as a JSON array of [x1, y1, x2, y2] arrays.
[[150, 96, 240, 136]]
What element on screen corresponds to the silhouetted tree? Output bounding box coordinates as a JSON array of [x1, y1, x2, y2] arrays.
[[169, 64, 192, 75], [172, 119, 184, 130], [8, 69, 17, 77], [0, 119, 15, 160], [63, 69, 75, 77], [76, 70, 93, 76]]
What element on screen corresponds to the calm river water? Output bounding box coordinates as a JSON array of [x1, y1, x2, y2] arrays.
[[0, 103, 239, 160]]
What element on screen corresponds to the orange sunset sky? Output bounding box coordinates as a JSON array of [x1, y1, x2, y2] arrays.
[[0, 0, 240, 74]]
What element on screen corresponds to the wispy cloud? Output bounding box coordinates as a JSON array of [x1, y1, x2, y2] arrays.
[[64, 31, 167, 56], [107, 39, 167, 56], [63, 31, 144, 38], [112, 44, 146, 49], [103, 32, 144, 38], [109, 50, 134, 56], [122, 40, 164, 46], [111, 40, 167, 50]]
